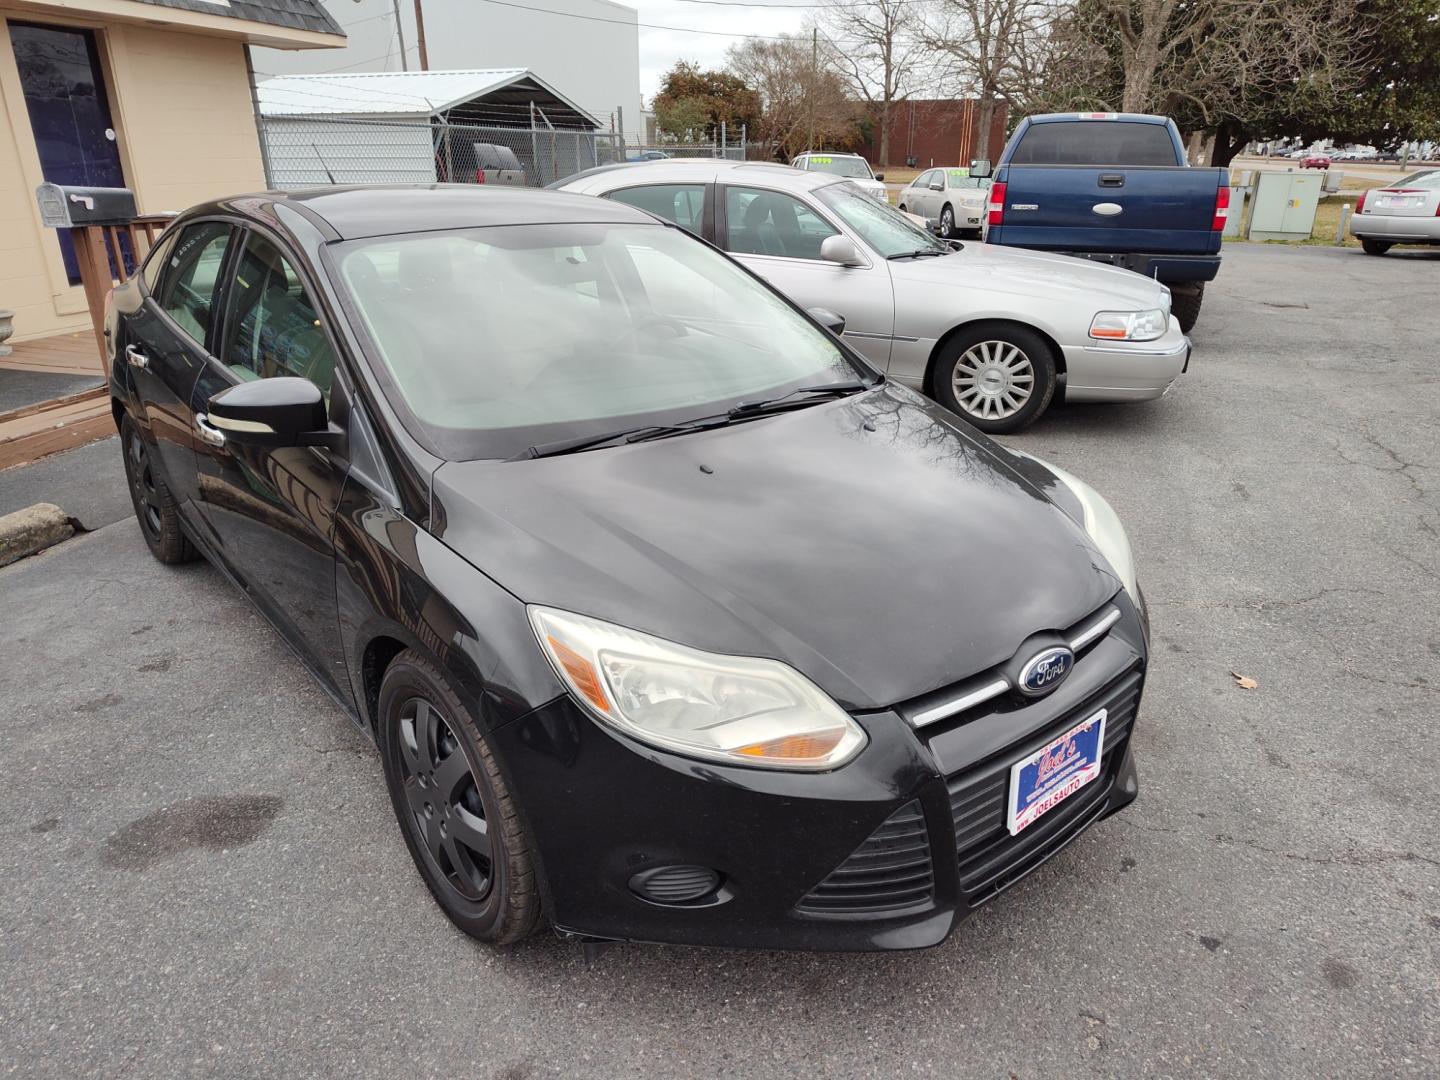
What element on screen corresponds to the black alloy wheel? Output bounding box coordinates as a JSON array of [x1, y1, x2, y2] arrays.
[[378, 650, 542, 943], [120, 414, 196, 564]]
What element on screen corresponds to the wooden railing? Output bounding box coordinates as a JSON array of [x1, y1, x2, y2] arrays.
[[69, 215, 174, 374]]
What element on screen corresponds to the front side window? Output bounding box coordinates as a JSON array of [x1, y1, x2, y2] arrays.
[[801, 155, 873, 180], [913, 170, 936, 189], [608, 184, 705, 235], [334, 222, 860, 459], [724, 187, 838, 260], [219, 231, 336, 395], [140, 231, 177, 294], [818, 183, 949, 259], [155, 222, 232, 345]]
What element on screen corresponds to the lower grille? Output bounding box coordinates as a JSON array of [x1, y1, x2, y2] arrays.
[[795, 800, 935, 915], [947, 666, 1142, 906]]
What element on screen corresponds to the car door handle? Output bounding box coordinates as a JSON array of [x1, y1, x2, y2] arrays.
[[124, 344, 149, 370], [195, 412, 226, 448], [1098, 174, 1125, 187]]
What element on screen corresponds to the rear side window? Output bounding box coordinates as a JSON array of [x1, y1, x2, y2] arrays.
[[608, 184, 706, 235], [155, 222, 233, 345], [1010, 122, 1178, 167]]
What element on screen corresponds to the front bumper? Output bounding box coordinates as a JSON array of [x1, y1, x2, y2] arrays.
[[492, 598, 1146, 951], [1062, 323, 1192, 402], [1351, 213, 1440, 243]]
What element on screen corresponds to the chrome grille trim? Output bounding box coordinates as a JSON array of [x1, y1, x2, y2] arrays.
[[909, 677, 1010, 729], [1067, 605, 1121, 652]]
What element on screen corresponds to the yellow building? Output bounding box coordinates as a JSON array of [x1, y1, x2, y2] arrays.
[[0, 0, 343, 344]]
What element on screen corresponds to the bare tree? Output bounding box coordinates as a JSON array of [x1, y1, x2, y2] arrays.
[[817, 0, 922, 166], [920, 0, 1054, 162], [727, 35, 860, 159]]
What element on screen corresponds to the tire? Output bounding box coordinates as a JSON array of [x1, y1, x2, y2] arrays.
[[1171, 285, 1204, 333], [378, 649, 542, 944], [897, 203, 907, 213], [120, 413, 197, 564], [938, 203, 955, 239], [1361, 239, 1392, 256], [932, 323, 1057, 434]]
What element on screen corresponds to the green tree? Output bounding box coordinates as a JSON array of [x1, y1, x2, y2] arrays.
[[652, 61, 761, 141]]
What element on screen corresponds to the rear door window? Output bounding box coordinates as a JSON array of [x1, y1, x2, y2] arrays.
[[1010, 122, 1178, 166], [608, 184, 706, 235]]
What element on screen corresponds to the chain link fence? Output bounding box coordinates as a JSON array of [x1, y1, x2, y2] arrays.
[[259, 116, 746, 189]]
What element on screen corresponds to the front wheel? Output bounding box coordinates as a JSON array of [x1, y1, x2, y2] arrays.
[[120, 414, 197, 564], [933, 324, 1057, 434], [379, 650, 542, 945], [1361, 239, 1392, 256], [938, 204, 955, 239]]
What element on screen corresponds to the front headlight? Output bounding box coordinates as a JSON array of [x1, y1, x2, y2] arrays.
[[1033, 461, 1139, 601], [529, 606, 868, 770], [1090, 308, 1168, 342]]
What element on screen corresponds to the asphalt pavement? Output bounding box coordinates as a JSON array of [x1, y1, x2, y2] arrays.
[[1, 243, 1436, 1078]]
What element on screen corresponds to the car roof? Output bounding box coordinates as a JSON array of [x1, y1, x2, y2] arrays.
[[556, 159, 847, 194], [795, 150, 864, 158], [186, 184, 657, 240]]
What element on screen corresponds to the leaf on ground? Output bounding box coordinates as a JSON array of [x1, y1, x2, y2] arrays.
[[1230, 671, 1258, 690]]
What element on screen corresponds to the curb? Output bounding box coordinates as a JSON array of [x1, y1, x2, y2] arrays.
[[0, 502, 77, 568]]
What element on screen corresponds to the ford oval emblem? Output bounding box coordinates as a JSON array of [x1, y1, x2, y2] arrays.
[[1018, 646, 1074, 696]]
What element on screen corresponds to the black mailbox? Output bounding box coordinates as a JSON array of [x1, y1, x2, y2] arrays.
[[35, 183, 137, 228]]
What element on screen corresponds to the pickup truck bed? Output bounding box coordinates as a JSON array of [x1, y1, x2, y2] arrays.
[[984, 114, 1228, 329]]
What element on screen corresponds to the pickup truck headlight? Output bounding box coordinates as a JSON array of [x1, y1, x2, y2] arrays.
[[530, 606, 867, 770], [1090, 308, 1168, 342]]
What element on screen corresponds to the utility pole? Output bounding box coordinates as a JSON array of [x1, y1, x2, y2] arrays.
[[413, 0, 429, 70], [391, 0, 409, 71], [807, 27, 817, 153]]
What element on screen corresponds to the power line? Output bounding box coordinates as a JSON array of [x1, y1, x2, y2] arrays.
[[470, 0, 797, 39]]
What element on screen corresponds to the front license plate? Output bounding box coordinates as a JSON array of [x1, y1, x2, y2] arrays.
[[1006, 709, 1107, 835]]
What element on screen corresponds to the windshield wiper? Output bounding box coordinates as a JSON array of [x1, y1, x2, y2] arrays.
[[887, 248, 949, 260], [511, 381, 877, 460]]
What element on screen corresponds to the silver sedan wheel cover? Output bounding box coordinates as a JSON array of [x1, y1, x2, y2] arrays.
[[952, 340, 1034, 420]]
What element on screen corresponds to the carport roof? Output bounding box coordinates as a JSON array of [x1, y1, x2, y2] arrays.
[[256, 69, 600, 128]]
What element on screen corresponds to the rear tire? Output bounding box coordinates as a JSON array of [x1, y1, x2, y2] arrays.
[[378, 650, 542, 945], [932, 323, 1056, 434], [1361, 239, 1392, 256], [120, 414, 197, 565], [1171, 286, 1204, 333]]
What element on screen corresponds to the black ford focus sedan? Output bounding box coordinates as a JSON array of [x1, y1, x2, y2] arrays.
[[107, 186, 1147, 951]]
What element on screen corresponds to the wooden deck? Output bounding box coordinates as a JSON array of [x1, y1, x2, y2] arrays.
[[0, 331, 111, 471]]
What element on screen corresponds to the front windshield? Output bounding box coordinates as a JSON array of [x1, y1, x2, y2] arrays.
[[817, 184, 950, 258], [334, 222, 862, 459], [804, 155, 873, 179], [945, 171, 987, 189]]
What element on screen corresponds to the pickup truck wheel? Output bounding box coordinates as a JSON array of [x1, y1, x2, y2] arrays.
[[1360, 239, 1392, 256], [934, 325, 1056, 434], [1171, 286, 1204, 333]]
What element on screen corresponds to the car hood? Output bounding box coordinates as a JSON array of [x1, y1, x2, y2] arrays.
[[431, 385, 1119, 711], [890, 242, 1169, 309]]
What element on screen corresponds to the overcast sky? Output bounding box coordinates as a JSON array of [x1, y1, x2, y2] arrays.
[[634, 0, 813, 103]]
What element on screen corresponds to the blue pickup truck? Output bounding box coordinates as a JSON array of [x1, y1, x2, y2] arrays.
[[975, 113, 1228, 331]]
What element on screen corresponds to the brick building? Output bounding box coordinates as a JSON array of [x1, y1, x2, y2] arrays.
[[862, 99, 1010, 169]]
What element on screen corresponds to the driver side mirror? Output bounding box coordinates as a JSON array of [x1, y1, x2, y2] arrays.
[[968, 159, 992, 179], [929, 179, 944, 190], [204, 376, 342, 451], [806, 306, 846, 335], [819, 234, 864, 267], [873, 173, 885, 182]]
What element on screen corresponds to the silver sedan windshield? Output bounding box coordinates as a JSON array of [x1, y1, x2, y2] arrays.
[[818, 184, 951, 258]]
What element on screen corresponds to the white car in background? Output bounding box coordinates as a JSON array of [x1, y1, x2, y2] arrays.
[[789, 151, 889, 202], [898, 168, 991, 238], [1351, 169, 1440, 255]]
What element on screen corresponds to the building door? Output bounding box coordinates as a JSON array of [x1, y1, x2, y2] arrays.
[[9, 21, 127, 284]]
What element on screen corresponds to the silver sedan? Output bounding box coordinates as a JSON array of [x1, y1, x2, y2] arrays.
[[1351, 170, 1440, 255], [898, 168, 990, 238], [555, 161, 1190, 433]]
